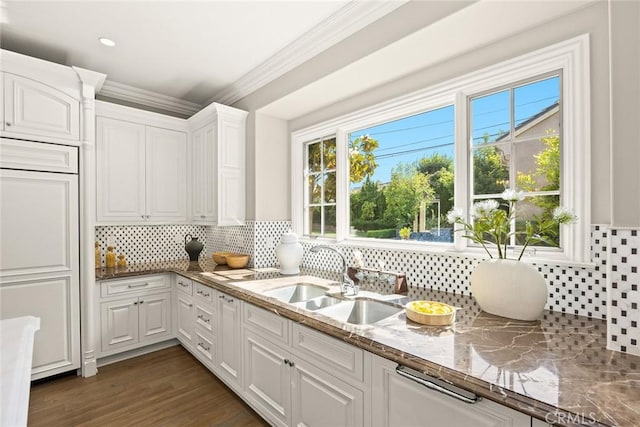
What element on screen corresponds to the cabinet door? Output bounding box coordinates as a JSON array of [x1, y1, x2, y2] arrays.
[[3, 73, 80, 141], [190, 124, 216, 223], [176, 292, 194, 349], [138, 292, 172, 343], [216, 292, 241, 390], [1, 277, 80, 380], [96, 117, 146, 223], [217, 113, 244, 226], [146, 126, 187, 222], [101, 297, 138, 353], [0, 169, 80, 380], [371, 355, 530, 427], [291, 357, 364, 427], [243, 330, 291, 427]]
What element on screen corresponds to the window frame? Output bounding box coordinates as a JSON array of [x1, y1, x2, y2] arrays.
[[291, 34, 591, 263]]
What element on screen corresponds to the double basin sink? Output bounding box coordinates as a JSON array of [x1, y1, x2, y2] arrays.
[[262, 283, 404, 326]]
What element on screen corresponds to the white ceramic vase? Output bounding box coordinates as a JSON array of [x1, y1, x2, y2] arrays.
[[470, 259, 547, 321], [276, 232, 304, 275]]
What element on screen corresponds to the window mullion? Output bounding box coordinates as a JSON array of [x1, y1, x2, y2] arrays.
[[335, 128, 349, 242]]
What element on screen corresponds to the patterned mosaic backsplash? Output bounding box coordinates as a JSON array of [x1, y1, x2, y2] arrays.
[[95, 225, 208, 264], [607, 229, 640, 356], [298, 225, 609, 321]]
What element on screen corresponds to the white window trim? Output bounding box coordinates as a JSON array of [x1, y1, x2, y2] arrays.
[[291, 34, 591, 263]]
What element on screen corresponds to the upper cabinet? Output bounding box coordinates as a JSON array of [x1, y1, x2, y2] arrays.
[[3, 73, 80, 141], [189, 103, 248, 226], [95, 99, 247, 226], [96, 102, 188, 224], [0, 49, 105, 145]]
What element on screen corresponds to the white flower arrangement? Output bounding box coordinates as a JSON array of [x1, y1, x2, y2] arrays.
[[447, 189, 577, 260]]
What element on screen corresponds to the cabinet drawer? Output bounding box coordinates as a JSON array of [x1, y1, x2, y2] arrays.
[[0, 139, 78, 173], [195, 303, 215, 334], [101, 274, 169, 297], [243, 303, 289, 345], [194, 327, 215, 365], [193, 282, 214, 303], [292, 323, 363, 382], [175, 276, 192, 295]]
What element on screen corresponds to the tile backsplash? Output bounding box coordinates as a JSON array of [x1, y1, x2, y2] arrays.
[[95, 225, 208, 264], [95, 222, 639, 356]]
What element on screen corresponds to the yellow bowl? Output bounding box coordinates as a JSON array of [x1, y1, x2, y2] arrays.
[[212, 251, 232, 265], [405, 300, 457, 326], [226, 254, 250, 269]]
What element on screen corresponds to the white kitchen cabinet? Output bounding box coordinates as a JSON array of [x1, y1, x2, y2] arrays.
[[216, 291, 242, 391], [2, 72, 80, 142], [0, 161, 80, 380], [96, 103, 187, 224], [96, 117, 146, 222], [101, 291, 172, 355], [243, 317, 365, 427], [188, 103, 247, 225], [371, 354, 530, 427], [175, 278, 194, 350]]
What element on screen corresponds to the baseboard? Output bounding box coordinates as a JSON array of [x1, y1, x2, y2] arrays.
[[96, 339, 180, 368]]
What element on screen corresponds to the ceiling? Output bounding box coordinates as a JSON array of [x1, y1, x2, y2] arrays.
[[0, 1, 404, 115]]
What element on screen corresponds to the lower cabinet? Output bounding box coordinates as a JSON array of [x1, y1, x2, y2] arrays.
[[243, 310, 366, 427], [100, 292, 172, 354], [371, 354, 531, 427], [216, 291, 242, 391], [97, 274, 172, 357]]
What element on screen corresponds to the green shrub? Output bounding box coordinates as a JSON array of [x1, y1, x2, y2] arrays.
[[366, 228, 397, 239]]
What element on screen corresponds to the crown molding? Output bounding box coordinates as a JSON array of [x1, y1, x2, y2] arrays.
[[209, 0, 409, 106], [98, 80, 202, 116]]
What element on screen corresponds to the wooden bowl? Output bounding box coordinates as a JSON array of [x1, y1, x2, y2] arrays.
[[405, 300, 456, 326], [226, 254, 249, 269], [212, 251, 232, 265]]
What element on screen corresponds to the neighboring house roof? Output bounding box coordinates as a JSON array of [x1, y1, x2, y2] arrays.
[[496, 101, 560, 141]]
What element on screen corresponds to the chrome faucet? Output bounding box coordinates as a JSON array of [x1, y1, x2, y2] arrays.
[[309, 245, 358, 296]]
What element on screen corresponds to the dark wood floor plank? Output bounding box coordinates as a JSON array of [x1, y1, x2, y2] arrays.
[[28, 345, 269, 427]]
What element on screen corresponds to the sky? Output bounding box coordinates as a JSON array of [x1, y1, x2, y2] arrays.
[[348, 75, 560, 189]]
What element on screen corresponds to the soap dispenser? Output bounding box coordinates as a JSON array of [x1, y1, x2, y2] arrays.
[[275, 232, 303, 275]]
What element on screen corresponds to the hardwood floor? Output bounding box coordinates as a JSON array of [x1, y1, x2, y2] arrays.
[[28, 345, 269, 426]]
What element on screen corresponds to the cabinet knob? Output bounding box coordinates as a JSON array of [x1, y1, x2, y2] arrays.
[[5, 122, 11, 127], [141, 215, 145, 219], [139, 300, 144, 304], [133, 301, 138, 305], [188, 303, 193, 307]]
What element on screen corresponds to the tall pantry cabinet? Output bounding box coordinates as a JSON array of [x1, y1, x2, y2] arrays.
[[0, 49, 105, 379]]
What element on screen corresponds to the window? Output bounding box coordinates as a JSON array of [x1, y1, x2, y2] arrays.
[[292, 35, 590, 262], [469, 74, 562, 248], [348, 106, 455, 243], [305, 136, 336, 237]]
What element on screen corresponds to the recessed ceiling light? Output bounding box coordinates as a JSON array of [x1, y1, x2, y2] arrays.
[[99, 37, 116, 47]]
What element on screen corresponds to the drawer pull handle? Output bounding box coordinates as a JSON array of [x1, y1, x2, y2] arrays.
[[128, 283, 149, 288], [395, 365, 479, 404], [188, 303, 193, 308], [179, 282, 188, 287]]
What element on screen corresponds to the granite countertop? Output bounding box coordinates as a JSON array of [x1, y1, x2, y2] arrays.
[[96, 259, 640, 427]]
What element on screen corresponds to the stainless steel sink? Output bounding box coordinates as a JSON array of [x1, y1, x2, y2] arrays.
[[317, 298, 404, 325], [294, 295, 343, 311], [263, 283, 329, 304]]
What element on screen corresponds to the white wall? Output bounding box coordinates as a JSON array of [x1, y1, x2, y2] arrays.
[[609, 0, 640, 227]]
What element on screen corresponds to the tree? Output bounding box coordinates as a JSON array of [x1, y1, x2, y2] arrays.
[[350, 176, 390, 231], [349, 134, 379, 183], [383, 163, 434, 228], [417, 154, 454, 224], [516, 130, 560, 220], [473, 146, 509, 195]]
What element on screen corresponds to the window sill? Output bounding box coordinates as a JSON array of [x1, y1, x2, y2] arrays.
[[299, 236, 596, 269]]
